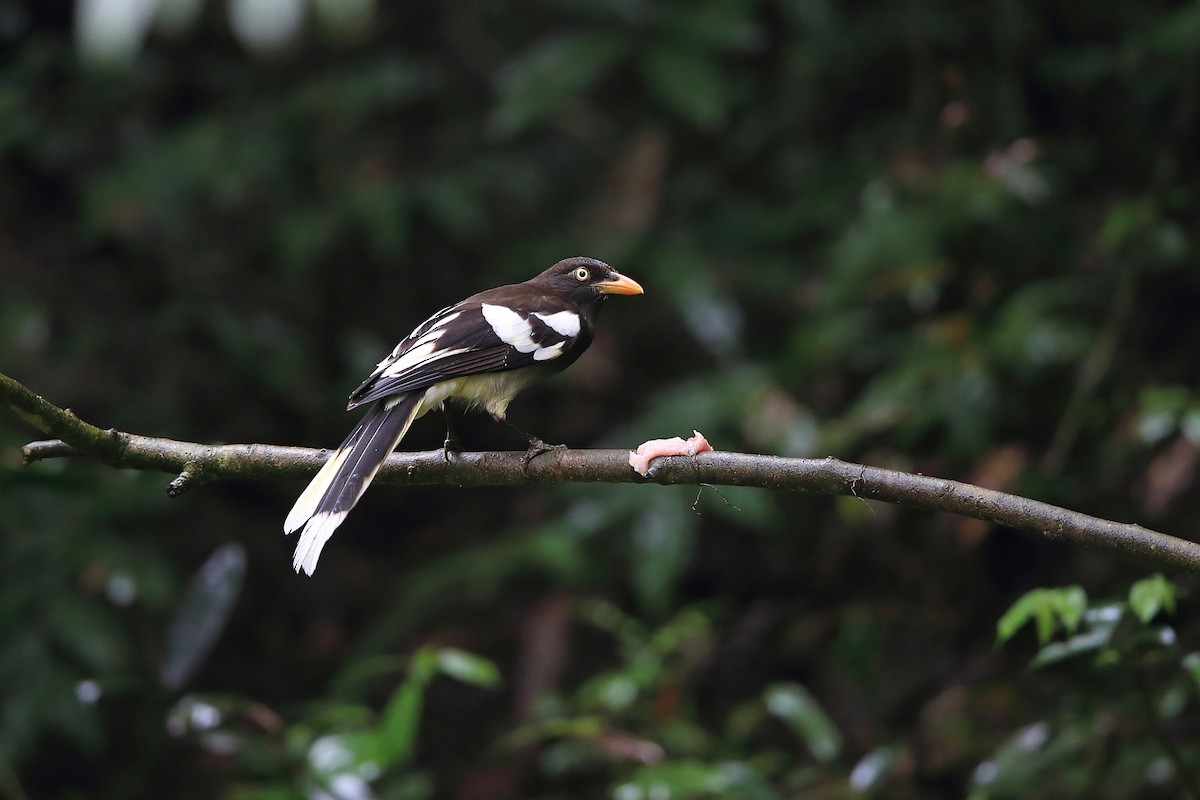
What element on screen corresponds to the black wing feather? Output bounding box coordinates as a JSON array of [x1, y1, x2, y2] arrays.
[[320, 397, 419, 517], [347, 296, 586, 409]]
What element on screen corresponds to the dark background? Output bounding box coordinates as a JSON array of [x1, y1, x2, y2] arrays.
[[3, 1, 1199, 797]]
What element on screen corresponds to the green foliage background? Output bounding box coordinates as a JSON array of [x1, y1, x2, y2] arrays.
[[2, 1, 1200, 797]]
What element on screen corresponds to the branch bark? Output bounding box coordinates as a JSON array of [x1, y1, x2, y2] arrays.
[[4, 370, 1199, 573]]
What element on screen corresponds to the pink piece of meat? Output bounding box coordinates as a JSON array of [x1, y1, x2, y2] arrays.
[[628, 430, 713, 476]]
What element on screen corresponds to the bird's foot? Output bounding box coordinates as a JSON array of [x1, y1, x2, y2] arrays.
[[442, 434, 463, 463], [523, 437, 567, 470], [442, 409, 464, 462]]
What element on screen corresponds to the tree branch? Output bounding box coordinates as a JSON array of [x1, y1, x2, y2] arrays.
[[5, 370, 1200, 573]]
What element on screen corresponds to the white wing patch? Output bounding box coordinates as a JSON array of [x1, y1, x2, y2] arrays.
[[534, 341, 565, 361], [534, 310, 581, 337], [481, 303, 538, 352], [481, 303, 570, 362]]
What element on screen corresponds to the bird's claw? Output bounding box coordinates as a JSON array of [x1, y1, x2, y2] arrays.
[[523, 438, 567, 470], [442, 434, 462, 463]]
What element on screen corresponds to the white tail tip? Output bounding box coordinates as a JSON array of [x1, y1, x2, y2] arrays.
[[291, 511, 348, 575]]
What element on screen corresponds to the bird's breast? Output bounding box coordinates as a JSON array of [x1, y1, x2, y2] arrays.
[[417, 369, 545, 420]]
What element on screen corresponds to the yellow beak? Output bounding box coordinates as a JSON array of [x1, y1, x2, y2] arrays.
[[597, 271, 645, 296]]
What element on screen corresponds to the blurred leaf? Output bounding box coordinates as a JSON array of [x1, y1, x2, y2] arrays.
[[491, 31, 629, 136], [1146, 4, 1200, 55], [1028, 628, 1114, 669], [435, 648, 502, 689], [83, 114, 285, 237], [224, 788, 297, 800], [1055, 587, 1088, 633], [641, 45, 730, 129], [763, 683, 842, 763], [47, 594, 127, 673], [306, 730, 382, 779], [377, 647, 440, 767], [1183, 653, 1200, 691], [996, 586, 1087, 647], [656, 0, 765, 53], [291, 54, 431, 122], [849, 744, 901, 791], [1007, 592, 1050, 647], [969, 722, 1065, 794], [161, 543, 247, 691], [676, 280, 745, 359], [1157, 683, 1187, 719], [1128, 574, 1176, 623], [583, 674, 640, 713], [578, 597, 648, 654], [501, 716, 605, 752], [615, 760, 778, 800], [1022, 602, 1122, 669], [0, 652, 103, 762], [987, 282, 1093, 373], [1135, 386, 1192, 445], [1181, 405, 1200, 445], [1098, 197, 1157, 254], [831, 342, 1000, 455], [648, 606, 713, 659]]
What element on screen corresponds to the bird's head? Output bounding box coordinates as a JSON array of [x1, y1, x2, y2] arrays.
[[533, 257, 644, 303]]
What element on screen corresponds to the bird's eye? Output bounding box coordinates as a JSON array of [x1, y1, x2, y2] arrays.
[[573, 267, 590, 282]]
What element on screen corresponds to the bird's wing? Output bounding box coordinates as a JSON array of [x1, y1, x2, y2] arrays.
[[346, 292, 587, 409]]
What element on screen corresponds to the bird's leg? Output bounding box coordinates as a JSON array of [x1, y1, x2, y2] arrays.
[[499, 417, 567, 467], [442, 405, 463, 462]]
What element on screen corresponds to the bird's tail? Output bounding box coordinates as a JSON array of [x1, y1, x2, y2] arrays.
[[285, 393, 422, 575]]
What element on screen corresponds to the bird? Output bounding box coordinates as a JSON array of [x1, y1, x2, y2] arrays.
[[284, 256, 644, 575]]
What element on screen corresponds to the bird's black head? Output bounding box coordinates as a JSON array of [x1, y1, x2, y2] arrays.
[[531, 257, 644, 303]]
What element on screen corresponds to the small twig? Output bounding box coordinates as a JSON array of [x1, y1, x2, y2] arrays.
[[4, 369, 1200, 573], [168, 461, 205, 497], [847, 463, 878, 516], [23, 439, 85, 464], [691, 483, 741, 515]]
